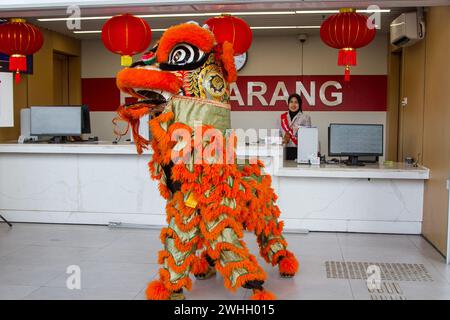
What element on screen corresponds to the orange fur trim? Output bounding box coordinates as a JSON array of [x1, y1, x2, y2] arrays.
[[270, 249, 290, 266], [219, 270, 266, 292], [165, 194, 201, 232], [211, 241, 250, 260], [160, 227, 200, 252], [146, 280, 171, 300], [251, 289, 276, 300], [278, 251, 299, 276], [199, 217, 244, 242], [171, 163, 202, 184], [157, 182, 171, 199], [221, 41, 237, 83], [158, 250, 197, 274], [156, 23, 215, 63], [116, 68, 182, 95], [159, 268, 192, 291], [114, 103, 151, 154], [216, 259, 261, 278], [257, 238, 288, 265], [191, 255, 210, 276], [149, 112, 175, 165]]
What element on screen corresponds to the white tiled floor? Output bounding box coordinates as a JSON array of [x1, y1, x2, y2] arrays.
[[0, 222, 449, 300]]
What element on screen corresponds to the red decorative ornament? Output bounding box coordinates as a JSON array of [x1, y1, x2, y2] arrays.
[[205, 15, 252, 55], [0, 18, 43, 84], [320, 8, 376, 81], [101, 14, 152, 67]]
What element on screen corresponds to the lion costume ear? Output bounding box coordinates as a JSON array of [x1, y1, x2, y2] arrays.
[[221, 41, 237, 83]]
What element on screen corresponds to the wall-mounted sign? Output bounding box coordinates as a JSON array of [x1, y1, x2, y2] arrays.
[[81, 75, 387, 112], [230, 75, 387, 111], [0, 72, 14, 127]]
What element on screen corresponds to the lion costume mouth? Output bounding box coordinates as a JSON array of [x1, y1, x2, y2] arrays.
[[116, 67, 182, 106], [135, 90, 167, 105]]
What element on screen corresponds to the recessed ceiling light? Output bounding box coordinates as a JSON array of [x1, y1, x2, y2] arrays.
[[357, 9, 391, 13], [295, 9, 391, 14], [296, 10, 339, 14], [230, 11, 296, 15], [73, 25, 320, 34], [73, 30, 102, 34], [73, 28, 167, 34], [39, 9, 391, 23], [39, 16, 112, 21], [39, 11, 296, 22]]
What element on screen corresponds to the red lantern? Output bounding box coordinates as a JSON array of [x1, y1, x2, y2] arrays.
[[101, 14, 152, 67], [320, 8, 376, 81], [205, 15, 252, 55], [0, 18, 43, 83]]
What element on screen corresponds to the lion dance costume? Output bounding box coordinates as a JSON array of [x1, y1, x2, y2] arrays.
[[115, 19, 298, 300]]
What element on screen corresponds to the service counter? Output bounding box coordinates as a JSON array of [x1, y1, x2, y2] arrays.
[[0, 142, 429, 234]]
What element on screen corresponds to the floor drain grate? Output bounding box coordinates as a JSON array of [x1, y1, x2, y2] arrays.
[[325, 261, 433, 282]]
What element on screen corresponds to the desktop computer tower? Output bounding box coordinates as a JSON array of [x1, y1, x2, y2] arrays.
[[18, 108, 37, 143], [297, 127, 319, 164], [130, 113, 150, 143]]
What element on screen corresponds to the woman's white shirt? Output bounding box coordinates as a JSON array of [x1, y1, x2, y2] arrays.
[[279, 112, 312, 147]]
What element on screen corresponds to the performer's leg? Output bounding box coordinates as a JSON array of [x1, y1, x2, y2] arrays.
[[146, 191, 200, 300], [241, 163, 299, 278], [199, 200, 276, 300], [256, 217, 299, 278], [191, 240, 217, 280]]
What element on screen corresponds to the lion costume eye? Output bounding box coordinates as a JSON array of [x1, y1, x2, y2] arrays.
[[159, 43, 209, 71], [168, 43, 205, 65]]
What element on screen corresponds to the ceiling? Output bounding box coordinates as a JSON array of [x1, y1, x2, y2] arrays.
[[0, 1, 447, 39]]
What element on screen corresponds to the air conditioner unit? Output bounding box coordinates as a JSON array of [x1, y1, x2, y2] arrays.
[[390, 11, 425, 47]]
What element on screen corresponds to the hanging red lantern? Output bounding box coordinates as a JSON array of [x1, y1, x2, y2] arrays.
[[101, 14, 152, 67], [0, 18, 43, 84], [205, 15, 252, 55], [320, 8, 376, 81]]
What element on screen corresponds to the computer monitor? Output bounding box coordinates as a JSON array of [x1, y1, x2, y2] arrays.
[[81, 105, 91, 134], [30, 106, 82, 139], [328, 123, 383, 166]]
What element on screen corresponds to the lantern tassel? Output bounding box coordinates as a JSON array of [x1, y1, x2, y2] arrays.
[[15, 71, 21, 84], [121, 55, 132, 67], [9, 55, 27, 72], [338, 49, 356, 66], [344, 66, 350, 82]]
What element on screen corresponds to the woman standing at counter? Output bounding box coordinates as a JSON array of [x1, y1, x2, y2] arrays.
[[281, 93, 311, 160]]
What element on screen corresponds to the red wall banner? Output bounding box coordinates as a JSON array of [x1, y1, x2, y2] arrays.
[[82, 75, 387, 112], [82, 78, 120, 112], [230, 75, 387, 111]]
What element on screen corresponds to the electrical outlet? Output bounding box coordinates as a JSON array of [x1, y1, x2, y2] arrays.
[[401, 97, 408, 107]]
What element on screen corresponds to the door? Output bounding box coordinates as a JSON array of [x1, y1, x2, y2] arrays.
[[53, 52, 69, 105]]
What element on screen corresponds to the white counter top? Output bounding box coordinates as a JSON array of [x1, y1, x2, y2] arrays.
[[0, 141, 282, 157], [0, 141, 152, 155], [0, 142, 428, 180], [278, 160, 429, 179]]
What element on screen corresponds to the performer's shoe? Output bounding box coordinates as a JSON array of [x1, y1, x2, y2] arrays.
[[277, 251, 299, 278], [169, 289, 186, 300], [194, 265, 216, 280]]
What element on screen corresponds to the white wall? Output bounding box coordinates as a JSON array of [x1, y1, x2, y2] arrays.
[[82, 33, 388, 77], [82, 33, 388, 157]]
